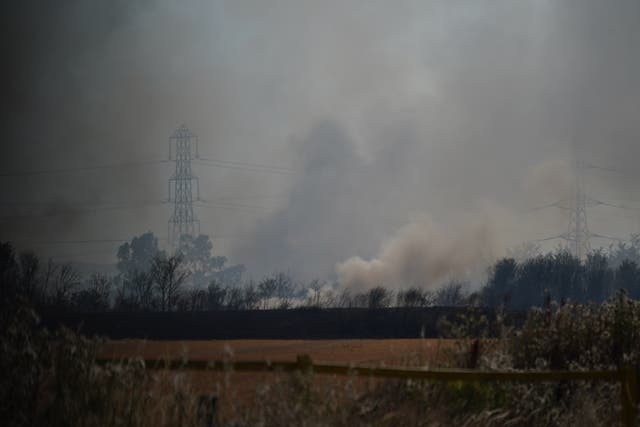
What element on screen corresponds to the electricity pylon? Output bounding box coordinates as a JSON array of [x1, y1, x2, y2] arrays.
[[562, 160, 592, 259], [534, 159, 618, 259], [168, 124, 200, 246]]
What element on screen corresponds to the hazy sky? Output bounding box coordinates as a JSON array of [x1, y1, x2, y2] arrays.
[[3, 0, 640, 284]]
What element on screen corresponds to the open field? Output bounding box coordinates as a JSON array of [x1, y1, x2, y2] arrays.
[[100, 339, 456, 365], [100, 339, 458, 400]]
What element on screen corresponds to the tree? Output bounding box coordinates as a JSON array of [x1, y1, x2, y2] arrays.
[[183, 287, 207, 311], [614, 260, 640, 300], [274, 272, 295, 308], [306, 279, 324, 307], [257, 272, 295, 309], [206, 280, 227, 310], [609, 234, 640, 269], [483, 258, 517, 307], [434, 281, 466, 307], [73, 273, 111, 311], [513, 255, 551, 309], [337, 288, 353, 308], [0, 242, 18, 303], [397, 287, 432, 307], [225, 286, 244, 310], [51, 264, 80, 308], [257, 276, 278, 309], [550, 251, 583, 302], [177, 234, 245, 288], [130, 271, 155, 310], [367, 286, 393, 309], [116, 232, 163, 277], [151, 254, 188, 312], [18, 252, 40, 303], [242, 282, 260, 309], [0, 245, 44, 307], [584, 251, 612, 303]]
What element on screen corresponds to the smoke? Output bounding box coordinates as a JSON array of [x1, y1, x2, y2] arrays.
[[336, 214, 499, 292], [4, 0, 640, 274], [523, 158, 574, 206]]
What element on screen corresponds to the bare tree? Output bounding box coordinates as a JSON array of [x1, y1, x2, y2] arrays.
[[367, 286, 393, 309], [307, 279, 324, 307], [242, 282, 259, 310], [397, 287, 433, 307], [274, 272, 295, 309], [131, 271, 155, 310], [226, 286, 244, 310], [18, 252, 39, 303], [52, 264, 79, 308], [206, 280, 227, 310], [73, 273, 112, 311], [184, 287, 207, 311], [258, 272, 295, 309], [36, 258, 57, 306], [151, 254, 188, 312], [337, 288, 353, 308], [257, 276, 278, 309], [434, 281, 467, 307]]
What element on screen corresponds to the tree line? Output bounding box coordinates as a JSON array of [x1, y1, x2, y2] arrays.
[[2, 233, 640, 312]]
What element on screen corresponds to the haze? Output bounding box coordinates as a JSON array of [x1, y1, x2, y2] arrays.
[[3, 0, 640, 287]]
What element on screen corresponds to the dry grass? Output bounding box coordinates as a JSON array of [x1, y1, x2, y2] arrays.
[[3, 298, 635, 426], [99, 339, 457, 403], [100, 338, 456, 365]]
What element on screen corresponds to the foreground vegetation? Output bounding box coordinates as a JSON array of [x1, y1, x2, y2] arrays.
[[3, 292, 638, 426], [4, 236, 640, 425]]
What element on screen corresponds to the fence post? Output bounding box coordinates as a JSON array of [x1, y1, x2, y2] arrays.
[[621, 366, 638, 427]]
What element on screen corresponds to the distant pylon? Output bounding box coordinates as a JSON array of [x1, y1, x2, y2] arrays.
[[563, 160, 591, 259], [168, 124, 200, 245]]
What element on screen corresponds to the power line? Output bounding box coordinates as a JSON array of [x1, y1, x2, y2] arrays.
[[17, 234, 243, 247], [27, 239, 133, 245], [533, 234, 567, 242], [0, 201, 169, 221], [194, 159, 296, 175], [0, 159, 171, 177], [528, 200, 571, 212], [197, 156, 297, 173], [590, 232, 623, 241], [0, 196, 278, 221], [0, 199, 167, 208], [584, 163, 622, 173], [0, 156, 297, 178], [197, 198, 274, 211], [530, 159, 639, 255]]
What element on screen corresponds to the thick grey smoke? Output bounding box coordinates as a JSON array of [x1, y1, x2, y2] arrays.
[[3, 0, 640, 280], [336, 215, 498, 292]]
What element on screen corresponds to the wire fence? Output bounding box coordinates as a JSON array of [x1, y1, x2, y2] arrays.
[[97, 354, 639, 426]]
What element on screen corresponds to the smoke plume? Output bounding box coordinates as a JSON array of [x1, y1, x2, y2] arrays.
[[4, 0, 640, 276], [336, 215, 498, 292]]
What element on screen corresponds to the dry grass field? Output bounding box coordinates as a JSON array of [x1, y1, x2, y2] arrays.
[[100, 339, 456, 365], [99, 339, 458, 401]]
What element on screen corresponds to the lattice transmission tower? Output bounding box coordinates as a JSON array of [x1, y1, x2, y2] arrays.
[[562, 160, 592, 259], [168, 124, 200, 246], [536, 159, 607, 259]]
